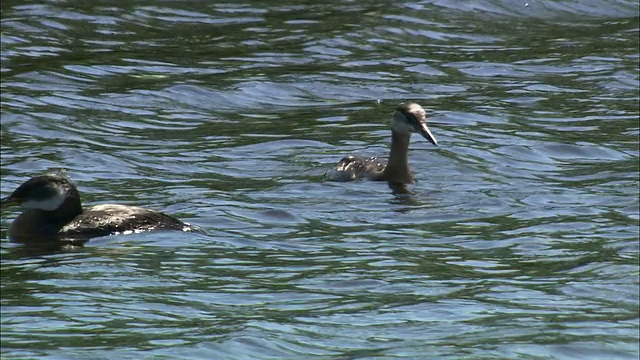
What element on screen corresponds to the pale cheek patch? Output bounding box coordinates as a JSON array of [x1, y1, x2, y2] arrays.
[[21, 184, 67, 211], [392, 118, 414, 134], [22, 195, 66, 211]]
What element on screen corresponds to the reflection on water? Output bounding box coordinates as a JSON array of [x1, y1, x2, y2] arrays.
[[1, 0, 638, 359]]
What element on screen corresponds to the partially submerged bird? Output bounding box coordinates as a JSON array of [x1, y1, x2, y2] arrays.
[[325, 102, 438, 184], [1, 174, 194, 242]]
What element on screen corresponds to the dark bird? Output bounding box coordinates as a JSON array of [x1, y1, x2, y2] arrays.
[[2, 174, 194, 242]]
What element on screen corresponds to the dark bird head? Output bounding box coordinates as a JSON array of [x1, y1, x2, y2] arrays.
[[1, 174, 77, 212]]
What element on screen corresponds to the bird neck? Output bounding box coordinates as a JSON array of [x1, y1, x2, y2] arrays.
[[54, 192, 83, 224], [382, 130, 413, 184]]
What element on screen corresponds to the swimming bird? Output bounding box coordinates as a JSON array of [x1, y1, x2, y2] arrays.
[[1, 174, 194, 242], [325, 102, 438, 184]]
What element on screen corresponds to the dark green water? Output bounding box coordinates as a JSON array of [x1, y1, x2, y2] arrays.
[[1, 1, 639, 359]]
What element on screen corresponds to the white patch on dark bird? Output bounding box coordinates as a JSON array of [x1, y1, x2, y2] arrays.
[[21, 183, 67, 211]]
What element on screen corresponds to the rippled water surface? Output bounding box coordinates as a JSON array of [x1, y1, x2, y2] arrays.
[[1, 0, 639, 359]]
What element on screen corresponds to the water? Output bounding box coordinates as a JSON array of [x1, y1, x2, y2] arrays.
[[1, 0, 638, 359]]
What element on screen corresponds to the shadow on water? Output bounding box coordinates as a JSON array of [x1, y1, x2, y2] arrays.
[[387, 181, 424, 208], [2, 239, 86, 258]]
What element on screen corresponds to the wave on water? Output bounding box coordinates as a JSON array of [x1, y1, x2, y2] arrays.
[[411, 0, 639, 19]]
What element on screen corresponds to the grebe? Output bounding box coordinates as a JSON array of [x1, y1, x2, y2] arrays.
[[1, 174, 194, 241], [325, 102, 438, 184]]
